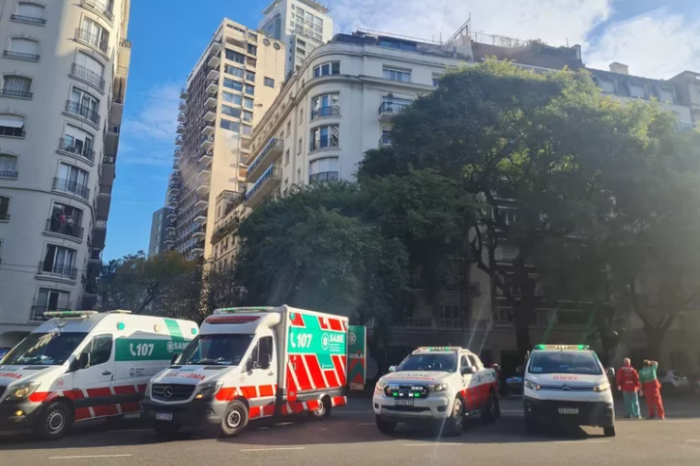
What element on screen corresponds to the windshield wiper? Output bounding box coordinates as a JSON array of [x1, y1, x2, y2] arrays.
[[187, 357, 225, 365]]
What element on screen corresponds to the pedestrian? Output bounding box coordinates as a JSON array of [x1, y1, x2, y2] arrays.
[[639, 359, 665, 420], [616, 358, 641, 418]]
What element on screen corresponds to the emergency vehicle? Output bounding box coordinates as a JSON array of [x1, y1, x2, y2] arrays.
[[372, 347, 500, 436], [0, 311, 198, 439], [523, 344, 616, 436], [141, 306, 352, 437]]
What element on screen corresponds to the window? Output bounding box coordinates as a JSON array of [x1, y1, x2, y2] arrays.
[[380, 129, 392, 146], [222, 91, 242, 105], [73, 52, 105, 90], [309, 157, 339, 184], [68, 88, 100, 125], [264, 77, 275, 88], [241, 124, 252, 136], [297, 38, 306, 46], [296, 47, 306, 56], [285, 149, 290, 166], [310, 125, 339, 151], [82, 335, 113, 367], [6, 37, 40, 61], [223, 78, 243, 92], [243, 97, 254, 109], [313, 61, 340, 77], [55, 163, 90, 199], [383, 68, 411, 82], [222, 105, 241, 118], [220, 119, 240, 133], [660, 88, 675, 104], [599, 78, 615, 94], [14, 2, 46, 23], [242, 110, 253, 122], [297, 168, 301, 182], [41, 244, 78, 279], [244, 84, 254, 96], [0, 196, 9, 220], [61, 124, 94, 161], [311, 93, 340, 119], [1, 75, 32, 98], [432, 73, 441, 87], [247, 44, 258, 56], [246, 57, 257, 67], [248, 32, 257, 41], [224, 65, 244, 78], [245, 71, 256, 82], [0, 154, 18, 179], [251, 336, 273, 369], [297, 137, 302, 154], [225, 49, 245, 64], [35, 288, 70, 313], [0, 114, 25, 137], [630, 83, 645, 99], [79, 18, 109, 53]]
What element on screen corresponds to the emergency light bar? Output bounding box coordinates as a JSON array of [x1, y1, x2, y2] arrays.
[[43, 311, 98, 319], [414, 346, 462, 353], [107, 310, 132, 314], [533, 344, 590, 350], [213, 307, 276, 314]]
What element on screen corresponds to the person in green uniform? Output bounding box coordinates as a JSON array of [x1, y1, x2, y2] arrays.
[[639, 360, 665, 419]]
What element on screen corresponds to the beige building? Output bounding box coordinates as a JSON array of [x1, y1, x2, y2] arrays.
[[0, 0, 131, 345], [165, 19, 285, 262]]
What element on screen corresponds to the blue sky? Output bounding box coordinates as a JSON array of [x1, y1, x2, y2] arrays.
[[104, 0, 699, 260]]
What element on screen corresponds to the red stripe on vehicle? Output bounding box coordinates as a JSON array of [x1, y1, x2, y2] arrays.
[[238, 386, 257, 399], [323, 370, 339, 388], [137, 384, 147, 393], [306, 400, 320, 411], [331, 396, 347, 407], [75, 408, 92, 420], [120, 402, 141, 413], [262, 404, 276, 416], [286, 363, 299, 401], [292, 402, 305, 414], [28, 392, 49, 403], [249, 406, 261, 418], [93, 404, 119, 417], [332, 355, 347, 386], [70, 389, 85, 400], [114, 385, 136, 395], [87, 387, 112, 398], [303, 354, 327, 389], [292, 355, 312, 391], [318, 316, 330, 329], [329, 319, 342, 331], [215, 387, 236, 401], [259, 384, 274, 397], [290, 312, 305, 327]]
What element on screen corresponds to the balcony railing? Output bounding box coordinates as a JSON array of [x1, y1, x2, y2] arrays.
[[245, 165, 282, 201], [3, 50, 39, 62], [0, 126, 25, 137], [38, 262, 78, 280], [70, 63, 106, 91], [311, 106, 340, 120], [378, 101, 410, 116], [248, 138, 283, 174], [58, 138, 95, 162], [65, 100, 100, 126], [0, 212, 9, 221], [81, 0, 114, 22], [0, 88, 33, 99], [0, 170, 18, 179], [75, 28, 110, 55], [11, 14, 47, 25], [46, 218, 84, 240], [53, 177, 91, 200]]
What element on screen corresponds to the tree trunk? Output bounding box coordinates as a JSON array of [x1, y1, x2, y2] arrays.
[[643, 325, 664, 362], [513, 303, 532, 360]]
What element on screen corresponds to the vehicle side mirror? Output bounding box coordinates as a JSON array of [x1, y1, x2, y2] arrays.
[[78, 352, 90, 370], [171, 353, 181, 364], [388, 366, 397, 373], [246, 358, 255, 372], [461, 365, 476, 375]]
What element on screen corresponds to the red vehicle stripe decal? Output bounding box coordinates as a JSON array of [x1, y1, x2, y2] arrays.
[[318, 316, 330, 329], [262, 404, 276, 416], [114, 385, 136, 395], [292, 402, 305, 414], [137, 384, 147, 393], [329, 319, 342, 331], [306, 400, 319, 411], [293, 356, 313, 390], [75, 408, 91, 420], [70, 389, 85, 399], [249, 406, 261, 418], [303, 355, 327, 389], [215, 387, 236, 401], [87, 387, 112, 398], [332, 355, 347, 386], [93, 405, 119, 417], [290, 312, 305, 327], [323, 370, 339, 388], [238, 386, 257, 399], [259, 384, 274, 397]]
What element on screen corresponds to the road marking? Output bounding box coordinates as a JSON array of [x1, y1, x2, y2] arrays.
[[49, 455, 133, 460], [403, 443, 462, 447], [552, 440, 610, 445], [239, 447, 306, 452]]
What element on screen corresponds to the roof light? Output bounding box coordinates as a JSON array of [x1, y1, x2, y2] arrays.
[[43, 311, 98, 318], [534, 344, 590, 350], [213, 307, 275, 314], [414, 346, 462, 353]]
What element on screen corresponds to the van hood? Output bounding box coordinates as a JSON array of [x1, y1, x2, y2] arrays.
[[381, 371, 452, 385], [151, 365, 238, 385], [0, 364, 65, 388], [527, 373, 604, 388]]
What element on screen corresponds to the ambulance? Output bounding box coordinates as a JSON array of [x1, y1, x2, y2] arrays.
[[141, 306, 351, 437], [373, 347, 500, 436], [0, 311, 198, 439], [523, 344, 616, 436]]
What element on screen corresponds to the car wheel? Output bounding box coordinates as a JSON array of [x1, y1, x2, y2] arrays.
[[603, 424, 616, 437], [443, 397, 464, 437], [34, 401, 73, 440], [309, 396, 331, 420], [219, 400, 249, 437], [153, 421, 180, 438], [375, 415, 396, 434]]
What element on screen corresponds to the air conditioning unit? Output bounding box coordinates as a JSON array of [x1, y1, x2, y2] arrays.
[[103, 156, 115, 163]]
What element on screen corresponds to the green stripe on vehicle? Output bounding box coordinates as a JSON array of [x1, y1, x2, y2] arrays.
[[164, 318, 185, 341], [114, 338, 190, 361]]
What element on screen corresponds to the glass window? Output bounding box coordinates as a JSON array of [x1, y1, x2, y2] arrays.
[[241, 124, 252, 136], [224, 65, 244, 78], [599, 79, 615, 94], [41, 244, 77, 276], [247, 44, 257, 56], [0, 195, 9, 219], [310, 125, 339, 151], [660, 88, 675, 104], [243, 97, 254, 109], [2, 75, 32, 96], [223, 78, 243, 92], [311, 93, 340, 118], [285, 149, 290, 166], [313, 61, 340, 77], [286, 121, 291, 135], [383, 68, 411, 82], [220, 119, 240, 133], [225, 49, 246, 64], [222, 91, 242, 105], [397, 353, 457, 372], [9, 37, 40, 56], [180, 334, 254, 366], [62, 124, 94, 159], [222, 105, 241, 118], [17, 2, 45, 19], [0, 154, 18, 177], [0, 113, 25, 137], [630, 84, 645, 99], [2, 332, 86, 366], [82, 334, 113, 367], [244, 84, 254, 96], [528, 351, 603, 375], [309, 157, 339, 184], [245, 71, 256, 82], [242, 110, 253, 122], [264, 77, 275, 88], [251, 336, 273, 369]]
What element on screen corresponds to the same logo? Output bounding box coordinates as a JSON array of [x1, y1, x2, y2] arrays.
[[348, 332, 356, 346], [321, 333, 330, 351]]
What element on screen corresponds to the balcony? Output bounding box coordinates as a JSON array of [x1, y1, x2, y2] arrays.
[[378, 101, 410, 122], [80, 0, 114, 24], [65, 100, 100, 127], [245, 165, 282, 208], [179, 100, 187, 111], [205, 95, 218, 108], [53, 177, 90, 200], [37, 262, 78, 281], [164, 237, 175, 245], [167, 208, 177, 220], [175, 135, 184, 146], [74, 28, 110, 56], [207, 53, 221, 68], [165, 222, 176, 232], [3, 50, 39, 62], [311, 106, 340, 121], [210, 41, 222, 55], [116, 65, 128, 76], [177, 123, 186, 134], [58, 138, 95, 163], [207, 67, 220, 82], [0, 170, 18, 179], [192, 225, 206, 239], [203, 109, 216, 122], [196, 183, 210, 194], [70, 63, 105, 93], [200, 136, 214, 150], [10, 14, 47, 25], [197, 166, 212, 180], [178, 112, 186, 122], [247, 138, 283, 182], [201, 122, 215, 137], [191, 241, 205, 257], [195, 196, 209, 209], [212, 217, 241, 244], [168, 182, 181, 194], [180, 88, 188, 99], [45, 218, 84, 241], [0, 87, 33, 99], [94, 219, 107, 230], [199, 150, 213, 165], [193, 210, 208, 224], [206, 80, 218, 95]]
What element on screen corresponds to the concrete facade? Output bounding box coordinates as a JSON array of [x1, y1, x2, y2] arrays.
[[0, 0, 131, 346], [147, 207, 167, 257]]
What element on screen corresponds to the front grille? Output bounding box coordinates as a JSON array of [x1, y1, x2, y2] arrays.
[[528, 399, 612, 421], [384, 384, 430, 399], [151, 384, 196, 401], [384, 405, 430, 413]]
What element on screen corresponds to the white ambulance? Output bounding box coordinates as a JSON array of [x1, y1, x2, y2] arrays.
[[373, 347, 500, 436], [141, 306, 350, 437], [0, 311, 198, 439], [523, 344, 616, 436]]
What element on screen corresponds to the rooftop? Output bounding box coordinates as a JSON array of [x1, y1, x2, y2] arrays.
[[262, 0, 329, 15]]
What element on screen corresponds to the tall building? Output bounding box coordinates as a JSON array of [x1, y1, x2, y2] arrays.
[[164, 19, 285, 262], [0, 0, 132, 345], [259, 0, 333, 76], [147, 208, 167, 257]]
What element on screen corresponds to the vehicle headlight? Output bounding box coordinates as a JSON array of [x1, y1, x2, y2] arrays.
[[6, 382, 40, 400], [375, 380, 388, 393], [144, 382, 152, 397], [524, 379, 541, 391], [196, 381, 222, 399], [593, 382, 610, 393], [428, 383, 448, 393]]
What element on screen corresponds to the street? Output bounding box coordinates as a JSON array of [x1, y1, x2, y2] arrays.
[[2, 398, 700, 466]]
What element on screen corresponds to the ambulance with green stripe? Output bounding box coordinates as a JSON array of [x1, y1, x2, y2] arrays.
[[141, 306, 351, 437], [0, 311, 197, 439]]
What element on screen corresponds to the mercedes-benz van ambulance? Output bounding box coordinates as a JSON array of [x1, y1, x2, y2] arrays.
[[0, 311, 198, 439]]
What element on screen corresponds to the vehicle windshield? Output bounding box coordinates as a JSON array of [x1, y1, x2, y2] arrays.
[[528, 351, 602, 375], [396, 353, 457, 372], [179, 334, 254, 366], [1, 332, 87, 366]]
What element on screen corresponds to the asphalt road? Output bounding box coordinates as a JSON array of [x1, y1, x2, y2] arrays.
[[2, 397, 700, 466]]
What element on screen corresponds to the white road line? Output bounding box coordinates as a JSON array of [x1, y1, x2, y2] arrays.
[[552, 440, 610, 445], [240, 447, 306, 452], [403, 443, 461, 447], [49, 454, 133, 460]]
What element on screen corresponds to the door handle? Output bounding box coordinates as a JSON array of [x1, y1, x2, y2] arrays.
[[102, 371, 112, 376]]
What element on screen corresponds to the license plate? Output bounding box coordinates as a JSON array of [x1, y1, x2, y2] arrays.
[[558, 407, 579, 415], [155, 412, 173, 421], [396, 399, 414, 406]]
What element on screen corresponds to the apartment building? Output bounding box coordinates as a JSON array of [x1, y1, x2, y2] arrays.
[[260, 0, 333, 76], [0, 0, 131, 346], [147, 208, 167, 257], [164, 19, 285, 262]]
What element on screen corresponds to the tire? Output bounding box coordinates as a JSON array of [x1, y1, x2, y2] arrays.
[[310, 396, 331, 420], [603, 424, 616, 437], [153, 422, 180, 438], [375, 416, 396, 434], [34, 401, 72, 440], [481, 391, 500, 424], [219, 400, 249, 437], [443, 397, 464, 437]]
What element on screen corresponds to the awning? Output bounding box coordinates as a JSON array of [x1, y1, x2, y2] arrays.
[[0, 115, 24, 128]]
